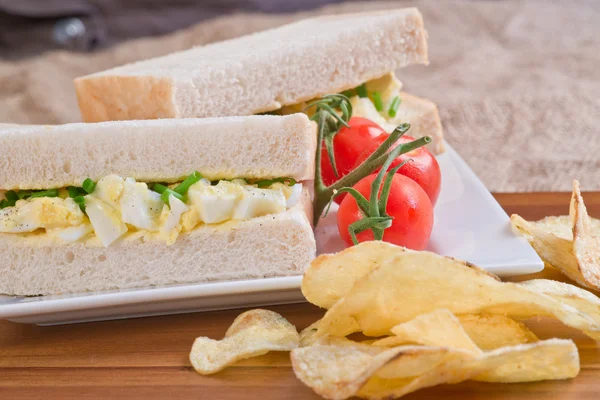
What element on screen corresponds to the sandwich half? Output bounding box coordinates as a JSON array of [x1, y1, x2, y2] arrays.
[[0, 114, 316, 295], [74, 8, 444, 153]]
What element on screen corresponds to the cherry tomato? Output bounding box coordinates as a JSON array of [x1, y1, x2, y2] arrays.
[[321, 117, 387, 187], [337, 173, 434, 250], [354, 135, 441, 205]]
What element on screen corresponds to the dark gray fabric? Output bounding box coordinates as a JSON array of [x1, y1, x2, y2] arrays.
[[0, 0, 347, 58]]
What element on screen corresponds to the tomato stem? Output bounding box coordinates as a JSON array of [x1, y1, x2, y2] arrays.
[[348, 216, 392, 245], [326, 187, 370, 216], [307, 95, 353, 178], [379, 160, 409, 212]]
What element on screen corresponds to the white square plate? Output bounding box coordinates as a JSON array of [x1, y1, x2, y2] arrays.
[[0, 142, 542, 325]]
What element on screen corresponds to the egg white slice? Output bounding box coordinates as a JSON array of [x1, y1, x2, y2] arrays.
[[47, 224, 93, 242], [93, 175, 125, 210], [188, 180, 242, 224], [233, 186, 286, 220], [120, 178, 163, 230], [85, 196, 128, 247]]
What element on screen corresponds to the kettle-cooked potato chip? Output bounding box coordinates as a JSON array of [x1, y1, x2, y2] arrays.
[[189, 309, 299, 374], [291, 342, 474, 400], [512, 214, 600, 242], [312, 251, 600, 339], [571, 180, 600, 289], [457, 314, 538, 350], [472, 339, 579, 383], [511, 214, 579, 281], [519, 279, 600, 326], [302, 241, 406, 309], [292, 339, 578, 400], [362, 340, 577, 398], [372, 309, 481, 353], [299, 320, 321, 347], [372, 309, 538, 352], [511, 180, 600, 291]]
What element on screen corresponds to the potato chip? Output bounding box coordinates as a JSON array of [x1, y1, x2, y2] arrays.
[[511, 180, 600, 291], [301, 324, 378, 348], [356, 350, 477, 400], [360, 340, 577, 399], [312, 251, 600, 339], [189, 309, 299, 374], [519, 279, 600, 326], [511, 214, 580, 282], [457, 314, 538, 350], [374, 348, 472, 381], [513, 214, 600, 241], [372, 309, 481, 354], [291, 343, 473, 400], [302, 241, 407, 309], [372, 310, 537, 352], [526, 215, 573, 240], [292, 339, 578, 400], [571, 180, 600, 289], [299, 321, 321, 347], [473, 339, 579, 383], [511, 191, 600, 243], [291, 340, 395, 399]]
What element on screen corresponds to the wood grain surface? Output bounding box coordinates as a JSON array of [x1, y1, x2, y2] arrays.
[[1, 192, 600, 399]]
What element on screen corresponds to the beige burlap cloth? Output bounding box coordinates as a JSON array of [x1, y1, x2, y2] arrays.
[[1, 0, 598, 192]]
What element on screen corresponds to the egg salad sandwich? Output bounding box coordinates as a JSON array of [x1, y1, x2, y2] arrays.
[[74, 8, 444, 154], [0, 115, 316, 295]]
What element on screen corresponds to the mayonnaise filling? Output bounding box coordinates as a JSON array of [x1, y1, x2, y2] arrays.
[[0, 176, 302, 247]]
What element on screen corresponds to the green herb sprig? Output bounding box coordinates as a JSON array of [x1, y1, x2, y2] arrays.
[[372, 91, 384, 112], [388, 96, 402, 118], [174, 171, 203, 195], [73, 196, 86, 212], [5, 190, 18, 204], [151, 183, 185, 206], [254, 177, 297, 189], [28, 189, 59, 199], [356, 83, 368, 98], [0, 188, 62, 209], [82, 178, 96, 194]]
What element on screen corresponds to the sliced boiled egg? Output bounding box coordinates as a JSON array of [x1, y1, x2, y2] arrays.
[[350, 96, 391, 128], [271, 182, 303, 208], [84, 195, 127, 247], [160, 195, 189, 245], [286, 183, 303, 208], [188, 180, 243, 224], [93, 175, 125, 210], [46, 224, 93, 242], [233, 186, 286, 220], [0, 197, 86, 233], [120, 178, 163, 230]]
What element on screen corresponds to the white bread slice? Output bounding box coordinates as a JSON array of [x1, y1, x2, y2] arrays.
[[0, 123, 28, 129], [394, 92, 444, 154], [0, 114, 316, 190], [74, 8, 428, 122], [0, 188, 315, 295]]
